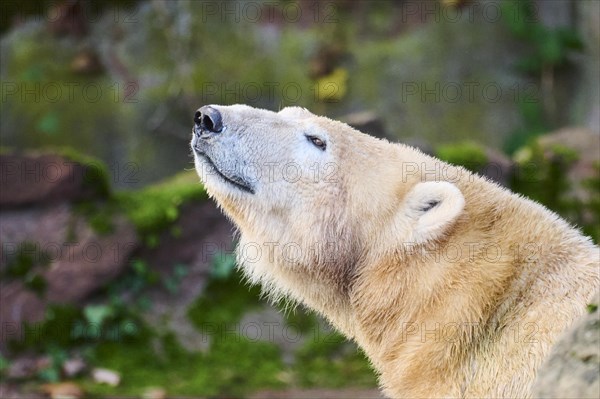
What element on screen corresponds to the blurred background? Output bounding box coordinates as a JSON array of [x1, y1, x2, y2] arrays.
[[1, 1, 598, 398]]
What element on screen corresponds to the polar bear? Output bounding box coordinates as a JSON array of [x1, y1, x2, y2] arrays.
[[191, 104, 599, 398]]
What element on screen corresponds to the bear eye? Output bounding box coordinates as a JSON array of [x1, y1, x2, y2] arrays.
[[306, 135, 326, 151]]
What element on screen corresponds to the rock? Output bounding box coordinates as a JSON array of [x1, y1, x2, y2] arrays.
[[537, 127, 600, 191], [0, 203, 138, 349], [62, 357, 86, 378], [435, 142, 514, 187], [92, 368, 120, 386], [137, 201, 235, 352], [0, 152, 108, 208], [6, 356, 37, 379], [532, 292, 600, 398], [1, 383, 45, 399], [538, 127, 600, 156]]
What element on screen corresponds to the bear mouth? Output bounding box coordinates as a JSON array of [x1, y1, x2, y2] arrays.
[[196, 151, 255, 194]]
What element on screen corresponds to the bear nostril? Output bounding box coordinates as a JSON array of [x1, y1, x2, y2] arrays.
[[194, 110, 202, 127], [194, 106, 223, 133], [202, 114, 214, 131]]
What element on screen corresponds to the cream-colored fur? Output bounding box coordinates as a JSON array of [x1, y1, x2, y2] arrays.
[[191, 104, 600, 398]]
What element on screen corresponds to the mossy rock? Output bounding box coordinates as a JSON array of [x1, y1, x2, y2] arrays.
[[512, 129, 599, 243], [436, 141, 489, 173], [0, 147, 110, 207], [116, 170, 207, 244]]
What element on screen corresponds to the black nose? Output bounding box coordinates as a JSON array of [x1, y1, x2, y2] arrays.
[[194, 106, 223, 133]]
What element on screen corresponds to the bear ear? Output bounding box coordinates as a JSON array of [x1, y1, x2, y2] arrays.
[[402, 181, 465, 244]]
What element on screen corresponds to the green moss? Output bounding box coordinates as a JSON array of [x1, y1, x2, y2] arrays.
[[9, 305, 81, 352], [512, 142, 578, 218], [283, 307, 320, 334], [581, 163, 600, 243], [187, 261, 376, 392], [294, 329, 376, 388], [2, 241, 50, 296], [52, 146, 111, 199], [9, 302, 143, 355], [76, 263, 285, 397], [116, 170, 207, 244], [502, 0, 583, 74], [1, 146, 111, 199], [0, 354, 9, 376], [73, 201, 118, 236], [81, 269, 283, 397], [2, 147, 114, 235], [2, 242, 50, 278], [511, 143, 599, 244], [187, 269, 262, 328], [587, 303, 598, 314], [436, 141, 488, 173], [83, 329, 284, 398]]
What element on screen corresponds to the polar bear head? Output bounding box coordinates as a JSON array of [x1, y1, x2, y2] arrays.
[[191, 104, 464, 306]]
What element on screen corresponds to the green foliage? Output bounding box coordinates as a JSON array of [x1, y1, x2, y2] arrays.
[[294, 330, 376, 388], [314, 68, 349, 103], [162, 263, 189, 295], [74, 201, 117, 236], [501, 0, 583, 155], [7, 258, 159, 382], [202, 335, 284, 397], [512, 143, 599, 244], [187, 267, 262, 328], [86, 330, 284, 398], [512, 143, 579, 218], [0, 354, 9, 376], [436, 142, 488, 173], [283, 307, 320, 335], [501, 0, 583, 73], [581, 164, 600, 242], [81, 257, 283, 397], [37, 345, 69, 383], [55, 147, 112, 199], [503, 101, 546, 155], [116, 171, 207, 245], [2, 241, 50, 295], [83, 305, 115, 327], [105, 259, 159, 313], [10, 305, 79, 352], [210, 251, 237, 280], [2, 28, 125, 152], [588, 303, 599, 314]]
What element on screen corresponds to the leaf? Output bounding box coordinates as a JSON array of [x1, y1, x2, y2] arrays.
[[83, 305, 113, 327], [539, 32, 563, 64], [165, 205, 179, 221], [557, 28, 584, 50], [37, 112, 60, 135], [163, 276, 179, 295], [132, 259, 148, 275], [174, 264, 189, 278], [0, 354, 9, 373], [38, 366, 60, 383], [120, 319, 139, 336], [211, 252, 237, 279]]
